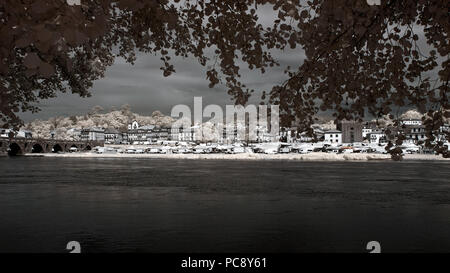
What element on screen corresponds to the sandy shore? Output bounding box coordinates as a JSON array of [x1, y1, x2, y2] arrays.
[[23, 152, 450, 161]]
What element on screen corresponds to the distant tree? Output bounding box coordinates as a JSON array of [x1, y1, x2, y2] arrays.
[[49, 116, 62, 130], [89, 105, 104, 116], [69, 115, 78, 125], [0, 0, 448, 157], [151, 110, 164, 118], [120, 104, 131, 114], [118, 124, 128, 133]]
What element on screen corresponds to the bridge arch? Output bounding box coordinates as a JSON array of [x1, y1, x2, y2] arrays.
[[69, 144, 79, 152], [1, 139, 101, 154], [31, 143, 44, 153], [52, 144, 63, 153], [8, 143, 23, 156]]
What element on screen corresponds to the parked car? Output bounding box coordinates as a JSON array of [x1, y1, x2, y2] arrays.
[[147, 148, 161, 154], [278, 145, 291, 153], [232, 146, 245, 154]]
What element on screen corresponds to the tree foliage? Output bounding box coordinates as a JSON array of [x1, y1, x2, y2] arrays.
[[0, 0, 448, 155], [26, 106, 175, 140]]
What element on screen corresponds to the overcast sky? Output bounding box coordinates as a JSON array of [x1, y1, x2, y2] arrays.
[[19, 48, 303, 122], [19, 5, 298, 122]]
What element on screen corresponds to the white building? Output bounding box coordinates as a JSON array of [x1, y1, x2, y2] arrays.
[[81, 127, 105, 141], [362, 127, 373, 138], [401, 119, 422, 126], [128, 120, 139, 130], [324, 130, 342, 144], [170, 126, 197, 142], [104, 128, 122, 144], [436, 124, 450, 142], [127, 125, 155, 143], [279, 127, 300, 143], [367, 130, 386, 144], [405, 125, 427, 144], [0, 129, 32, 138], [67, 128, 81, 140]]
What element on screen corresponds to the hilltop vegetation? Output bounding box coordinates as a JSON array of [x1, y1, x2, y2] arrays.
[[23, 105, 175, 140]]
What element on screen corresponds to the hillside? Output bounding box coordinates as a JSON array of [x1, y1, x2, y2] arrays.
[[23, 105, 175, 140]]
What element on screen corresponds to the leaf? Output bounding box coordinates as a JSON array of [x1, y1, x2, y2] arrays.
[[39, 62, 55, 78], [0, 61, 8, 74], [15, 37, 31, 48], [23, 53, 42, 69]]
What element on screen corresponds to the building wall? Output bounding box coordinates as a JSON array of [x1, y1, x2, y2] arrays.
[[401, 119, 422, 126], [105, 133, 122, 144], [362, 128, 372, 138], [369, 133, 386, 144], [81, 130, 105, 141], [325, 132, 342, 144], [337, 121, 363, 143]]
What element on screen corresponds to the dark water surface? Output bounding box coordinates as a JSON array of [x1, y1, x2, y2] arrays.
[[0, 157, 449, 253]]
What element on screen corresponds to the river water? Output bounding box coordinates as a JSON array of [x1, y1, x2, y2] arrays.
[[0, 157, 449, 252]]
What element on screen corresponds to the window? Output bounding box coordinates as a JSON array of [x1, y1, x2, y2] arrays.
[[336, 134, 338, 138]]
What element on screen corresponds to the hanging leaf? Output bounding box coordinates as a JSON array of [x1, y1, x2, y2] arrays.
[[23, 53, 43, 69]]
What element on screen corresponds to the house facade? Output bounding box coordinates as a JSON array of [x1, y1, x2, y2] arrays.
[[404, 125, 427, 144], [337, 120, 363, 143], [362, 127, 372, 139], [367, 130, 387, 144], [1, 129, 32, 138], [81, 128, 105, 141], [104, 128, 123, 144], [127, 125, 155, 143], [170, 126, 197, 142], [324, 130, 342, 144]]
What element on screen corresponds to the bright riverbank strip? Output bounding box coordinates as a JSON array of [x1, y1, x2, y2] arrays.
[[24, 152, 450, 161]]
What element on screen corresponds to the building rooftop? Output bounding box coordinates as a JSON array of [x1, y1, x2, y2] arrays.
[[104, 128, 120, 134], [325, 130, 341, 133], [139, 125, 156, 130], [81, 127, 104, 132]]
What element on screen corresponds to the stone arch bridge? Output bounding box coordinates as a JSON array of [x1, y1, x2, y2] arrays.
[[0, 137, 103, 156]]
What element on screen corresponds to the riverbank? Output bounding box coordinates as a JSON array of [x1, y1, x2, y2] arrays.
[[22, 152, 450, 161]]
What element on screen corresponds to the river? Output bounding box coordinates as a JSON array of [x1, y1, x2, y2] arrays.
[[0, 157, 449, 252]]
